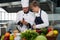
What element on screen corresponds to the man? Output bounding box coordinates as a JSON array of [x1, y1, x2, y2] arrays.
[[16, 0, 35, 32], [30, 1, 49, 29]]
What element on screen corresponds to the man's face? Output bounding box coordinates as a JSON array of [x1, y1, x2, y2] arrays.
[[31, 6, 38, 13], [22, 7, 29, 13]]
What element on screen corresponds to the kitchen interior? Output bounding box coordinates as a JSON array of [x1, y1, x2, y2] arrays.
[[0, 0, 60, 40]]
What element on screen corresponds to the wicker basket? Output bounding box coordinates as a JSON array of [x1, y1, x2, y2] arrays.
[[47, 36, 57, 40], [46, 35, 58, 40]]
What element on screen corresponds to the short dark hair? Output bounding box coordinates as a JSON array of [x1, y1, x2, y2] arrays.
[[30, 1, 40, 7]]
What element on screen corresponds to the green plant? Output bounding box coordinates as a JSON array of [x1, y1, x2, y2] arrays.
[[21, 30, 39, 40]]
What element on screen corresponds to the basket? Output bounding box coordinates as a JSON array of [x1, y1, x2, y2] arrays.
[[46, 35, 58, 40]]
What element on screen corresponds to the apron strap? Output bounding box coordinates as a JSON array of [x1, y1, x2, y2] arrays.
[[40, 10, 42, 17]]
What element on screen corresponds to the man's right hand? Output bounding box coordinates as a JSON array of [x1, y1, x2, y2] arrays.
[[20, 20, 23, 23]]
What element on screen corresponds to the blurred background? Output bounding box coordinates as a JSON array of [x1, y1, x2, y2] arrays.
[[0, 0, 60, 40]]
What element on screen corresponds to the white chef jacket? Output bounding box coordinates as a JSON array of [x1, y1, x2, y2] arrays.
[[16, 10, 35, 25], [34, 9, 49, 28], [16, 10, 35, 32]]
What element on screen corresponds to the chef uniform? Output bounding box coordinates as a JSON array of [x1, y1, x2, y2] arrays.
[[16, 0, 35, 32], [34, 9, 49, 29]]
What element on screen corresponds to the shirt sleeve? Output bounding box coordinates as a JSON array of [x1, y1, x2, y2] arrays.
[[29, 13, 35, 25], [16, 11, 23, 23], [25, 12, 35, 26], [36, 11, 49, 28]]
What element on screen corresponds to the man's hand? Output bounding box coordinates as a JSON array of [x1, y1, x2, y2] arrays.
[[23, 20, 28, 25], [33, 25, 36, 29], [20, 20, 23, 23], [20, 18, 29, 26]]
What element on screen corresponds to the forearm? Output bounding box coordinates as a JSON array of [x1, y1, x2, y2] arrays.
[[36, 22, 49, 28]]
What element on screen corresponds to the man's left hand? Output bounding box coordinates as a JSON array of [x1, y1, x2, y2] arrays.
[[33, 25, 36, 29], [23, 21, 28, 25]]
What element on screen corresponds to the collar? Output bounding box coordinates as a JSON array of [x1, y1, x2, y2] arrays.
[[35, 9, 41, 17]]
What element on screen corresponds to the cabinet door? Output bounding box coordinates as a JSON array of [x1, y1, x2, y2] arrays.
[[1, 28, 6, 36]]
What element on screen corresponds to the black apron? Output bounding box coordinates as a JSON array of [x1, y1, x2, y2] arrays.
[[34, 10, 48, 34], [35, 10, 44, 25]]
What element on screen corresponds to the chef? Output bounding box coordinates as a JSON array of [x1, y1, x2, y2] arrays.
[[16, 0, 35, 32], [30, 1, 49, 29]]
